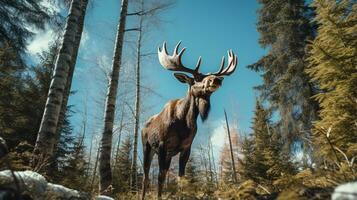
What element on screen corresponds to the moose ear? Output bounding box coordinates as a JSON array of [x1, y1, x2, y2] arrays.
[[174, 73, 194, 85]]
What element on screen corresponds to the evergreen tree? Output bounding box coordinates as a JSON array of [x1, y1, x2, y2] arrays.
[[112, 134, 132, 194], [0, 43, 26, 150], [306, 0, 357, 164], [249, 0, 319, 154], [251, 101, 270, 183], [239, 136, 256, 182], [0, 41, 59, 170], [0, 0, 50, 54], [60, 135, 89, 191], [241, 101, 296, 189]]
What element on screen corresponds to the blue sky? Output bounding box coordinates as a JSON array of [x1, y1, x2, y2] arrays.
[[28, 0, 266, 157]]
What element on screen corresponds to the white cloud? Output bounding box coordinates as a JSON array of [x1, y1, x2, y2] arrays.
[[209, 120, 227, 162]]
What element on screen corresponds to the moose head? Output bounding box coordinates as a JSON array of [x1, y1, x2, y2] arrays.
[[141, 41, 237, 199], [159, 41, 237, 95]]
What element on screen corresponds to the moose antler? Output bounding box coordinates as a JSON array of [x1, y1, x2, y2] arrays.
[[158, 41, 203, 79], [158, 41, 238, 79], [210, 50, 238, 76]]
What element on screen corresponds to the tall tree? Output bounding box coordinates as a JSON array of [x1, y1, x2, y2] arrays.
[[56, 0, 88, 143], [99, 0, 129, 193], [306, 0, 357, 164], [32, 0, 88, 170], [250, 101, 270, 183], [130, 1, 144, 189], [248, 0, 319, 153]]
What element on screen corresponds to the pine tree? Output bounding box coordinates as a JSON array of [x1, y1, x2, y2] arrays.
[[249, 0, 319, 154], [60, 135, 89, 191], [239, 136, 256, 182], [239, 101, 296, 190], [0, 41, 63, 170], [112, 134, 132, 194], [0, 0, 50, 54], [0, 43, 26, 150], [251, 101, 270, 184], [306, 0, 357, 164]]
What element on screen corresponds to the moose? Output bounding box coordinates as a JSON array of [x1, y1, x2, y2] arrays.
[[141, 41, 238, 199]]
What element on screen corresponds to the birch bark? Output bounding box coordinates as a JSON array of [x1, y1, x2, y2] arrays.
[[99, 0, 129, 194]]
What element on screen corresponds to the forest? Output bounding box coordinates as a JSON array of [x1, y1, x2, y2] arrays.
[[0, 0, 356, 199]]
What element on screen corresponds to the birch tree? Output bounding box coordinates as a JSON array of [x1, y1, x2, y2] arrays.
[[56, 0, 89, 143], [32, 0, 88, 170], [99, 0, 129, 194]]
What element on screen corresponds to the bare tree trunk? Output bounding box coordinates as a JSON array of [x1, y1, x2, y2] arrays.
[[32, 0, 88, 170], [99, 0, 129, 194], [113, 110, 124, 168], [224, 109, 237, 183], [130, 3, 143, 191], [56, 0, 88, 142]]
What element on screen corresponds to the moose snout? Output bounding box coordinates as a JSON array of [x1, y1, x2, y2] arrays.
[[214, 77, 224, 85]]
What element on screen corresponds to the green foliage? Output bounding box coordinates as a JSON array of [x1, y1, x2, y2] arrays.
[[0, 43, 27, 150], [239, 136, 256, 181], [216, 180, 258, 200], [0, 0, 51, 53], [306, 0, 357, 166], [59, 135, 90, 192], [248, 0, 319, 153], [240, 101, 295, 193], [112, 134, 133, 194]]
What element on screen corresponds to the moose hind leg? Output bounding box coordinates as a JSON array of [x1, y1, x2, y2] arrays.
[[141, 142, 154, 200]]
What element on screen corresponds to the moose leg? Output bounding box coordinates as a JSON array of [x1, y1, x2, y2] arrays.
[[179, 148, 191, 177], [141, 142, 154, 200], [157, 143, 171, 199]]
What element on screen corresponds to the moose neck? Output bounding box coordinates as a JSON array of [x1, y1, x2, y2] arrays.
[[178, 90, 211, 128]]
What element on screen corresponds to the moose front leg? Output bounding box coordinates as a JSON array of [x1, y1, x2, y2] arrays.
[[157, 143, 172, 199], [178, 148, 191, 177]]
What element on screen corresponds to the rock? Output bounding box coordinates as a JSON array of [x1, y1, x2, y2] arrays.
[[332, 182, 357, 200], [95, 195, 115, 200], [0, 170, 89, 199]]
